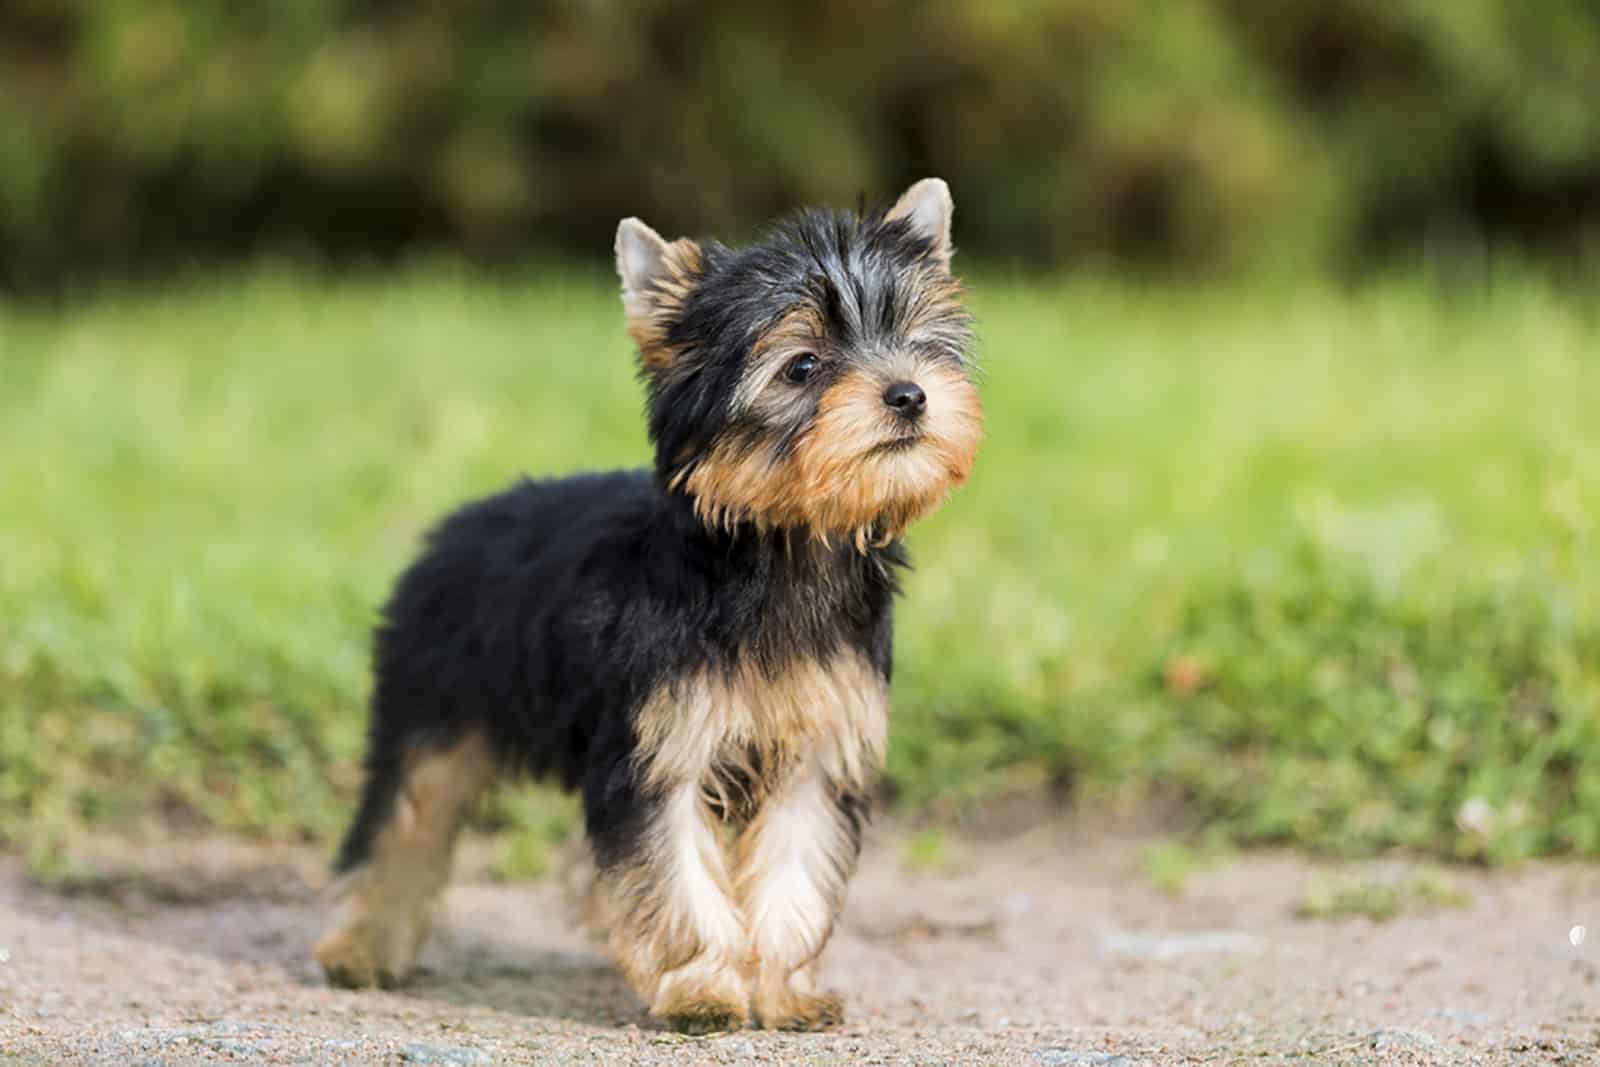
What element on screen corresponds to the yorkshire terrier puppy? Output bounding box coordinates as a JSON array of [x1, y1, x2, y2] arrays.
[[313, 179, 982, 1032]]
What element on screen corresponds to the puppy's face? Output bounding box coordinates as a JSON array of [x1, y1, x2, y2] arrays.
[[616, 179, 982, 546]]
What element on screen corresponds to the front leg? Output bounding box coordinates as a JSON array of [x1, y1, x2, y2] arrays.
[[735, 754, 868, 1030], [586, 769, 749, 1033]]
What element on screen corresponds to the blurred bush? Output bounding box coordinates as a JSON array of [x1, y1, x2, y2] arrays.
[[2, 0, 1599, 284]]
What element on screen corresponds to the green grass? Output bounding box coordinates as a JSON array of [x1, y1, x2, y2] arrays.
[[3, 262, 1599, 869], [1141, 838, 1230, 895], [1294, 866, 1471, 921]]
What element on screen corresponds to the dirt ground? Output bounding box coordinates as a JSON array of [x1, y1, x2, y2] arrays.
[[1, 818, 1596, 1066]]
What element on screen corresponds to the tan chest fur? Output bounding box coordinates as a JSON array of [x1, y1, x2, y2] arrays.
[[631, 651, 889, 811]]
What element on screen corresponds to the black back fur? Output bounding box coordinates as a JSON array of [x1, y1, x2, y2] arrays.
[[330, 199, 976, 875]]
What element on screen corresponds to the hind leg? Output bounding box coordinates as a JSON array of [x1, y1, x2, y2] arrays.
[[315, 731, 494, 989]]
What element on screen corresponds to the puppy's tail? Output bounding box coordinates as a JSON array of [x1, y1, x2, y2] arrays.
[[331, 754, 404, 878]]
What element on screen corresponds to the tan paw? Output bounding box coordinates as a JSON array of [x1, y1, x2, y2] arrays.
[[650, 956, 749, 1033], [666, 1003, 746, 1035], [316, 928, 381, 989], [313, 923, 412, 990], [758, 989, 845, 1031]]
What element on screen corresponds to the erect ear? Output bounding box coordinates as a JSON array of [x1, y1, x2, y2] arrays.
[[614, 217, 703, 370], [885, 177, 954, 267]]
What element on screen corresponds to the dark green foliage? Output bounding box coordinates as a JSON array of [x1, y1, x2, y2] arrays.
[[2, 1, 1599, 284]]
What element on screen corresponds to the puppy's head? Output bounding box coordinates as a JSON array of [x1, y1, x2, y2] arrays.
[[615, 179, 982, 547]]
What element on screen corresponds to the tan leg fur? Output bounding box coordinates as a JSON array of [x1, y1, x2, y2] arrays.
[[314, 733, 494, 989]]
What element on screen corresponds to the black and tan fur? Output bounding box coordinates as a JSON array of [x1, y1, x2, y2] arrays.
[[314, 179, 982, 1032]]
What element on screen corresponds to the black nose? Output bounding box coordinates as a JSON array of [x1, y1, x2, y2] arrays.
[[882, 381, 927, 418]]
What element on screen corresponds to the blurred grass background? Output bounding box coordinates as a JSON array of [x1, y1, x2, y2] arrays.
[[3, 266, 1597, 870], [2, 1, 1599, 872]]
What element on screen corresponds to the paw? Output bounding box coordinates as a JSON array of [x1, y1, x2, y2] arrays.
[[650, 956, 749, 1033], [666, 1003, 747, 1035], [314, 925, 410, 990], [759, 989, 845, 1031]]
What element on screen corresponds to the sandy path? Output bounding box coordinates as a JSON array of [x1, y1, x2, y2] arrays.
[[1, 822, 1596, 1065]]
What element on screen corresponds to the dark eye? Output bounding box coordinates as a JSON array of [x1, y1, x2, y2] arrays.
[[784, 353, 820, 384]]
